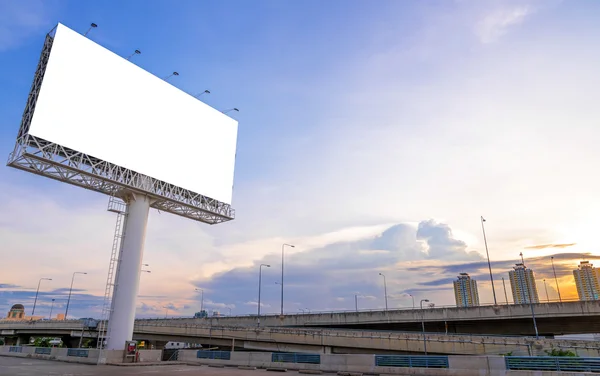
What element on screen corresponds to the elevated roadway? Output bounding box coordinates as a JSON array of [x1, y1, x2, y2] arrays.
[[197, 301, 600, 336], [2, 319, 600, 356]]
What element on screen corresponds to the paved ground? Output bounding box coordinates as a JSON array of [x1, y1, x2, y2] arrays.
[[0, 357, 302, 376]]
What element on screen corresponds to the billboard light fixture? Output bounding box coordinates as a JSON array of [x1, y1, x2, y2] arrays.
[[84, 23, 97, 37], [126, 50, 141, 61], [195, 90, 210, 98], [164, 71, 179, 81]]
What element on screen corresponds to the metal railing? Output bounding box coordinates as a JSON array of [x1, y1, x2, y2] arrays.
[[8, 346, 22, 353], [375, 355, 449, 368], [131, 297, 586, 319], [196, 350, 231, 360], [34, 347, 51, 355], [272, 352, 320, 364], [506, 356, 600, 372]]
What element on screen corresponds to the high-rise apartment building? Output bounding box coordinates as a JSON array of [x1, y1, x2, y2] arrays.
[[453, 273, 480, 307], [573, 261, 600, 301], [509, 263, 539, 304]]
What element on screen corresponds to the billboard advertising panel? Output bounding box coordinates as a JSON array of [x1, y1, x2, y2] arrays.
[[27, 23, 238, 205]]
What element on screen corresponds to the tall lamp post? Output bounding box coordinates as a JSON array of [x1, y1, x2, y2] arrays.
[[543, 279, 550, 302], [355, 294, 359, 312], [502, 277, 509, 305], [281, 243, 295, 316], [49, 299, 56, 320], [409, 293, 415, 308], [379, 273, 388, 311], [551, 256, 562, 302], [420, 299, 430, 355], [480, 216, 497, 305], [520, 252, 539, 339], [65, 272, 87, 318], [258, 264, 270, 326], [195, 288, 204, 315], [32, 277, 52, 316]]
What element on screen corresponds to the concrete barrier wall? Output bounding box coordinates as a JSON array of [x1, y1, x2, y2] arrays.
[[0, 346, 100, 364], [137, 349, 162, 362], [178, 351, 510, 376]]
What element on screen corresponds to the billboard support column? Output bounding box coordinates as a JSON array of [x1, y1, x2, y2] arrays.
[[106, 193, 152, 350]]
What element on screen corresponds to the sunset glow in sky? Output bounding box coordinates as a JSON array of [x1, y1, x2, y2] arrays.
[[1, 0, 600, 318]]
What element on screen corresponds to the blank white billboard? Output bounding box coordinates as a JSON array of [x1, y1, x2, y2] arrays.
[[28, 23, 238, 204]]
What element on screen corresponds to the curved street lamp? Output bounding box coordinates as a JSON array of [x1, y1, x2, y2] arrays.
[[379, 273, 388, 311], [420, 299, 430, 355], [32, 278, 52, 316], [65, 272, 87, 318], [257, 264, 270, 326]]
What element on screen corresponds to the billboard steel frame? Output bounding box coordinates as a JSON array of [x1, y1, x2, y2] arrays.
[[7, 32, 235, 225]]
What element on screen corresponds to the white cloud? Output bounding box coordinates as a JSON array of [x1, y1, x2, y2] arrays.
[[475, 6, 532, 43]]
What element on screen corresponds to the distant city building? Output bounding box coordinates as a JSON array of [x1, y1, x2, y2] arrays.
[[509, 263, 539, 304], [573, 261, 600, 301], [453, 273, 480, 307], [6, 304, 24, 320], [4, 304, 44, 321]]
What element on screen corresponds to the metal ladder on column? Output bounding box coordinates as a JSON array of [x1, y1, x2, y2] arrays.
[[97, 196, 128, 349]]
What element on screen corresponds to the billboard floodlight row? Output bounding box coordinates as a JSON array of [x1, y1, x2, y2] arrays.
[[7, 23, 238, 224]]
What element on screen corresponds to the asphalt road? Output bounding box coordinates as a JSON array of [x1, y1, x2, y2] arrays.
[[0, 357, 300, 375]]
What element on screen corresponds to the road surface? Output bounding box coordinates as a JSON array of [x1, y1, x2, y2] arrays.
[[0, 356, 302, 375]]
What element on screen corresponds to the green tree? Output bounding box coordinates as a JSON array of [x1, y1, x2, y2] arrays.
[[545, 348, 577, 357]]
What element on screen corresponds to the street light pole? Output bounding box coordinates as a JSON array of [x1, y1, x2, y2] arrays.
[[32, 277, 52, 316], [49, 299, 55, 320], [379, 273, 388, 311], [409, 294, 415, 308], [420, 299, 430, 355], [281, 243, 295, 316], [65, 272, 87, 318], [551, 256, 562, 302], [543, 279, 550, 302], [520, 252, 539, 339], [355, 294, 358, 312], [163, 306, 169, 318], [480, 216, 497, 305], [195, 288, 204, 315], [502, 277, 509, 305], [258, 264, 270, 326]]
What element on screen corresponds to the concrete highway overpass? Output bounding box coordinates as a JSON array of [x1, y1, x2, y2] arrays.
[[196, 301, 600, 336], [2, 319, 600, 357]]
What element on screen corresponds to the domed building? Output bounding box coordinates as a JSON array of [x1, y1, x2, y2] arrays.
[[6, 304, 25, 320]]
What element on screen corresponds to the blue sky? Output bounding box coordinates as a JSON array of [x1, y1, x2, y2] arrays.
[[2, 0, 600, 319]]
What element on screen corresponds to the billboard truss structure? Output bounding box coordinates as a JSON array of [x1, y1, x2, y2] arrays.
[[7, 32, 234, 225]]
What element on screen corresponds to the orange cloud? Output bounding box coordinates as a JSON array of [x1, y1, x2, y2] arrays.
[[525, 243, 576, 250]]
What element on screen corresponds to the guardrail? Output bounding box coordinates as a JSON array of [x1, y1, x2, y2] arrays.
[[196, 351, 231, 360], [506, 356, 600, 372], [375, 355, 449, 368], [272, 352, 321, 364], [8, 346, 22, 353]]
